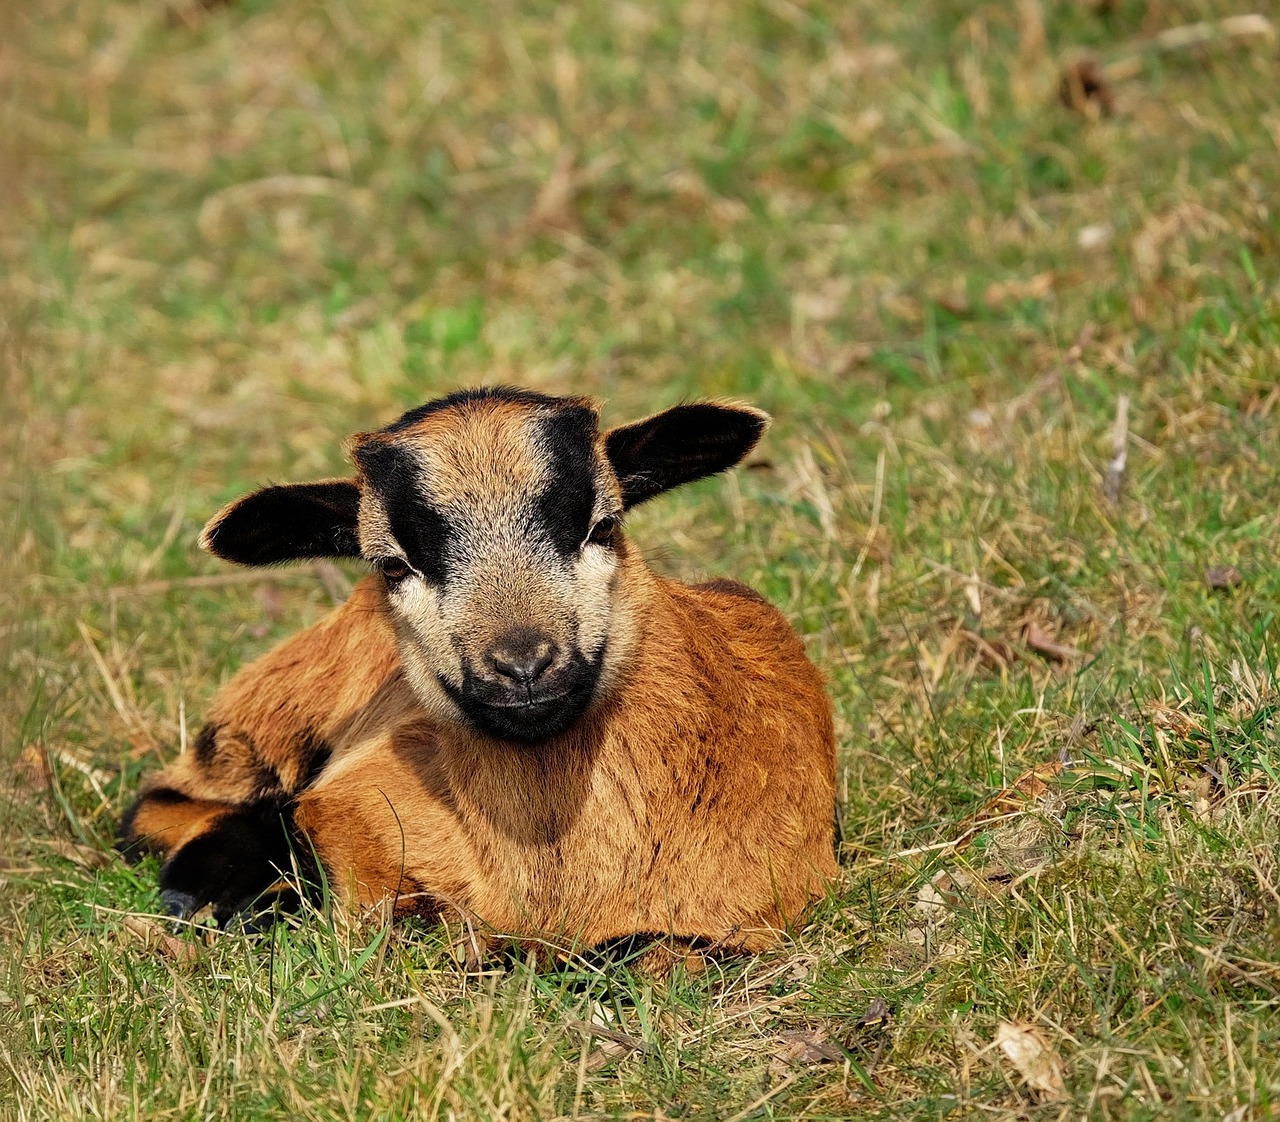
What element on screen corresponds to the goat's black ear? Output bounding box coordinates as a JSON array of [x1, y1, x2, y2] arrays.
[[199, 480, 362, 566], [604, 402, 770, 510]]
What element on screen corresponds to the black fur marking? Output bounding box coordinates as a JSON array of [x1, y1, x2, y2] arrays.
[[223, 729, 283, 801], [192, 722, 220, 765], [355, 442, 453, 585], [383, 386, 574, 434], [250, 761, 284, 800], [134, 786, 190, 806], [605, 404, 767, 509], [158, 797, 323, 928], [297, 728, 333, 790], [204, 481, 362, 565], [534, 406, 600, 557], [392, 875, 443, 921]]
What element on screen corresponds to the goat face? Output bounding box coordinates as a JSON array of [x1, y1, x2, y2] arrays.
[[351, 390, 622, 740], [199, 387, 768, 743]]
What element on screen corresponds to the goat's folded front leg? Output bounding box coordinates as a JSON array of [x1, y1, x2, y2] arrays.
[[118, 722, 326, 926], [120, 782, 317, 926]]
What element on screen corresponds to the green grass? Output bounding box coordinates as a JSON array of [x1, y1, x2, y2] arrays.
[[3, 0, 1279, 1117]]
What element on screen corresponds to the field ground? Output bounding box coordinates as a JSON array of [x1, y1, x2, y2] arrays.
[[2, 1, 1279, 1118]]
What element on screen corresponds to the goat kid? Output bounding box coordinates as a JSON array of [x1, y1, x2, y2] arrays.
[[120, 388, 837, 955]]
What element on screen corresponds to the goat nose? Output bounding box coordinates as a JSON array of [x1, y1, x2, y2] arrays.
[[487, 632, 557, 685]]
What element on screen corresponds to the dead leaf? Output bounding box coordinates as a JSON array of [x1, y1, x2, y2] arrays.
[[14, 745, 51, 791], [1009, 760, 1064, 803], [572, 1003, 648, 1071], [963, 630, 1018, 672], [1151, 14, 1274, 52], [1178, 772, 1216, 820], [529, 147, 578, 231], [957, 759, 1065, 844], [123, 916, 199, 968], [197, 176, 372, 243], [995, 1021, 1068, 1101], [931, 286, 971, 316], [880, 292, 923, 324], [1077, 223, 1112, 251], [983, 272, 1054, 309], [1024, 623, 1082, 663], [38, 838, 112, 870], [572, 1022, 646, 1056], [1206, 565, 1243, 590], [449, 925, 487, 972], [1150, 702, 1201, 737], [792, 277, 852, 326], [856, 997, 890, 1028], [770, 1027, 844, 1076], [1059, 57, 1115, 117], [786, 955, 815, 983], [828, 44, 900, 77], [914, 866, 1006, 923]]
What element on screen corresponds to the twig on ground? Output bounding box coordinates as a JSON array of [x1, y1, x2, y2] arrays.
[[1103, 392, 1129, 504]]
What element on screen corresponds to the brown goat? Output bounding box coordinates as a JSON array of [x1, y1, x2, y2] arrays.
[[120, 388, 837, 956]]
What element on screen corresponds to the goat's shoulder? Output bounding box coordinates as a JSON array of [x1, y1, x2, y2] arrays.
[[691, 577, 771, 605], [645, 577, 828, 736], [665, 576, 809, 662]]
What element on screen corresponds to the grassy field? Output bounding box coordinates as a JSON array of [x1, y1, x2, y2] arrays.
[[3, 0, 1279, 1117]]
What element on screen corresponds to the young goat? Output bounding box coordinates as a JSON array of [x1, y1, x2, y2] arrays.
[[121, 388, 837, 955]]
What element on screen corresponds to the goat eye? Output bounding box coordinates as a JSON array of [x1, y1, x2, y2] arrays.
[[377, 557, 412, 584], [585, 516, 620, 550]]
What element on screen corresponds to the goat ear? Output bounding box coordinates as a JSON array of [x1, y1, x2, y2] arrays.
[[199, 480, 363, 566], [604, 402, 770, 509]]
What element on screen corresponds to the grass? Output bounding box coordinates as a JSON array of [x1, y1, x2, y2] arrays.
[[2, 0, 1279, 1117]]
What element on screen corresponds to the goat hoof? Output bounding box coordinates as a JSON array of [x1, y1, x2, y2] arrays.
[[161, 889, 199, 920]]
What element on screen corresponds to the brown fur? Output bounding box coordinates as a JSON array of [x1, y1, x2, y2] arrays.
[[121, 392, 838, 955], [126, 793, 233, 855]]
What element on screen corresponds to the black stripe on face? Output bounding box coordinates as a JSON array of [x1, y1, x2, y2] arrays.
[[356, 442, 453, 584], [193, 722, 220, 764], [534, 405, 600, 557]]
